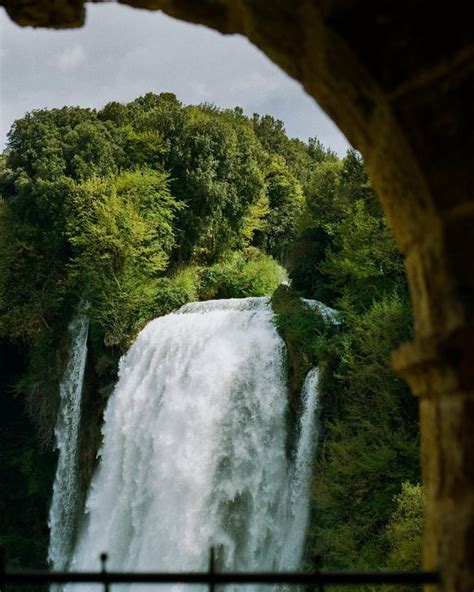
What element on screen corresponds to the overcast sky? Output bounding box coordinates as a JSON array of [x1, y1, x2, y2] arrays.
[[0, 2, 350, 154]]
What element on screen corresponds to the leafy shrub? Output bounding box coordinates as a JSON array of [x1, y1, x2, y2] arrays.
[[386, 482, 424, 572], [155, 266, 200, 316], [199, 249, 284, 300]]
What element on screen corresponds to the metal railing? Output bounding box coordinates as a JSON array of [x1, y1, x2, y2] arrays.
[[0, 550, 441, 590]]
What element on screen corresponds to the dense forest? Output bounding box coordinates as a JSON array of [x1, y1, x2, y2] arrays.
[[0, 93, 422, 579]]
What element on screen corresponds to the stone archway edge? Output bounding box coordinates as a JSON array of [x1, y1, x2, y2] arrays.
[[2, 2, 473, 591]]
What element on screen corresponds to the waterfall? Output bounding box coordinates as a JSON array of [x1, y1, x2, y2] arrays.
[[70, 297, 321, 587], [300, 298, 340, 324], [280, 368, 321, 569], [49, 310, 89, 570]]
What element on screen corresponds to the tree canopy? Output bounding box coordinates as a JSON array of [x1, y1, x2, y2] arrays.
[[0, 94, 420, 577]]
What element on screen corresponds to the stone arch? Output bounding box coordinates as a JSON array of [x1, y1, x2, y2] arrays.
[[1, 2, 473, 591]]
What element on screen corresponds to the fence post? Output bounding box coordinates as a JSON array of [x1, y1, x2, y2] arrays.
[[209, 547, 215, 592], [100, 552, 109, 592]]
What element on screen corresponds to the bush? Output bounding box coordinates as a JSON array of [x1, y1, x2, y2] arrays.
[[155, 266, 200, 316], [198, 249, 284, 300], [386, 482, 424, 572]]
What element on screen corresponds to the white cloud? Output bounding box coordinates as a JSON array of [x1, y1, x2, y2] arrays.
[[56, 44, 86, 71], [0, 4, 350, 154], [191, 81, 213, 101]]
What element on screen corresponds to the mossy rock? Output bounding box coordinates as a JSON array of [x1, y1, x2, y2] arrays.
[[271, 284, 331, 405], [271, 284, 336, 460]]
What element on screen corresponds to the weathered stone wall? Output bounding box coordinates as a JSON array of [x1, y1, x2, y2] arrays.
[[2, 2, 473, 590]]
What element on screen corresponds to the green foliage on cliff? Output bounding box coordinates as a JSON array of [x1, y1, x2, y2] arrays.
[[286, 150, 421, 575], [0, 343, 56, 569], [0, 94, 315, 350], [153, 250, 284, 316], [271, 285, 330, 399], [290, 150, 405, 310], [0, 95, 421, 576], [67, 169, 180, 348], [307, 295, 419, 571], [386, 482, 424, 574], [199, 249, 285, 300]]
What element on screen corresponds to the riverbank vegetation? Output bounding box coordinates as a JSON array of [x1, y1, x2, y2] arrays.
[[0, 93, 421, 576]]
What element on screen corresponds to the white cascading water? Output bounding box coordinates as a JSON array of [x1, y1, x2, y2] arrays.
[[70, 297, 321, 588], [49, 310, 89, 570], [300, 298, 340, 324], [280, 368, 321, 569]]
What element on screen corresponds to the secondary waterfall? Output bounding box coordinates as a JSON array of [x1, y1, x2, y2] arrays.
[[49, 310, 89, 570], [71, 297, 320, 586], [280, 368, 321, 569]]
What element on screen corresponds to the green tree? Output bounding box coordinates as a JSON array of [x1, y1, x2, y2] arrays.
[[68, 169, 180, 347], [255, 156, 304, 256], [320, 200, 405, 310], [386, 482, 424, 572], [157, 105, 266, 261]]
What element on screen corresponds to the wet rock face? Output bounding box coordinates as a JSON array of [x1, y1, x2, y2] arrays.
[[2, 1, 474, 590]]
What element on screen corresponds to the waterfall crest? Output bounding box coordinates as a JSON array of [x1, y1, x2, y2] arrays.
[[70, 297, 321, 586], [49, 311, 89, 570]]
